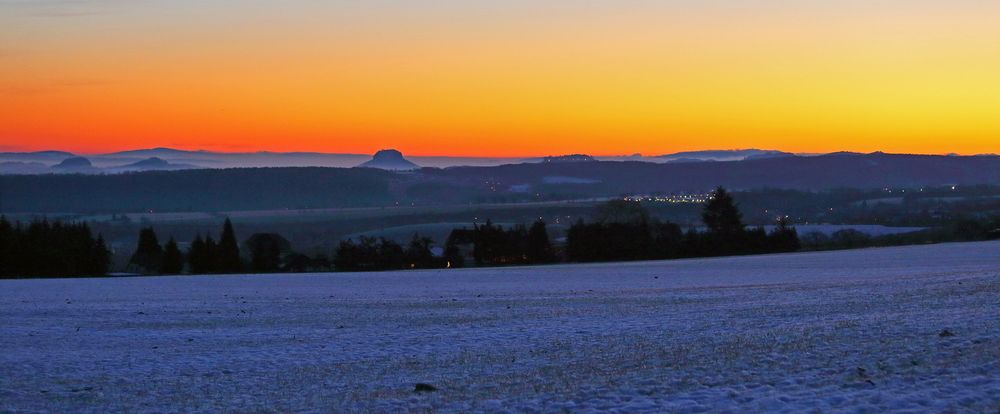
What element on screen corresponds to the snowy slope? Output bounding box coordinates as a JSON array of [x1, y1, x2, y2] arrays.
[[2, 242, 1000, 412]]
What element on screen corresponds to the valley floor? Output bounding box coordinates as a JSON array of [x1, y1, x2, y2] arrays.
[[2, 242, 1000, 412]]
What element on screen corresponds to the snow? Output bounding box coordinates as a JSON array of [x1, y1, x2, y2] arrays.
[[2, 242, 1000, 412]]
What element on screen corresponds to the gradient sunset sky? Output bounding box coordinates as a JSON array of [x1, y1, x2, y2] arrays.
[[2, 1, 999, 156]]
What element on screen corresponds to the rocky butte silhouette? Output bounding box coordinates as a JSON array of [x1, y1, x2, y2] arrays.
[[50, 156, 100, 174], [356, 149, 420, 171]]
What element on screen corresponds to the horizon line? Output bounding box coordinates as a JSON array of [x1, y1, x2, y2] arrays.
[[2, 146, 997, 159]]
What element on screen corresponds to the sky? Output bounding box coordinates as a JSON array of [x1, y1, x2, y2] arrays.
[[2, 0, 999, 157]]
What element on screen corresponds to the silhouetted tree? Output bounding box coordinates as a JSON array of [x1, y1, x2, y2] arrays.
[[566, 200, 659, 262], [702, 186, 746, 255], [703, 187, 745, 237], [526, 220, 555, 264], [471, 221, 530, 265], [0, 216, 13, 276], [204, 236, 218, 272], [161, 237, 184, 274], [404, 233, 435, 269], [767, 217, 801, 253], [216, 218, 242, 273], [680, 228, 705, 257], [0, 218, 109, 278], [377, 237, 406, 269], [652, 222, 684, 259], [245, 233, 290, 273], [129, 227, 163, 274], [88, 235, 111, 276], [443, 230, 469, 268], [334, 236, 384, 271], [745, 226, 769, 254], [188, 234, 213, 274]]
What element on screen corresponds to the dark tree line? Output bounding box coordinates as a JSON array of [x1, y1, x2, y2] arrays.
[[0, 168, 393, 213], [441, 220, 556, 268], [129, 219, 338, 275], [334, 234, 446, 271], [0, 216, 110, 278], [128, 218, 242, 275], [331, 220, 557, 272], [186, 218, 242, 274], [9, 183, 1000, 278], [128, 227, 185, 275], [567, 187, 800, 262], [122, 189, 794, 275]]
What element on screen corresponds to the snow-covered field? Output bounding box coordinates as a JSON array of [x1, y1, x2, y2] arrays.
[[2, 242, 1000, 412]]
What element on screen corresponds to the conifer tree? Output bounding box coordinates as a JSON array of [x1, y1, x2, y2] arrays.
[[89, 235, 111, 276], [702, 187, 745, 237], [216, 218, 242, 273], [204, 235, 218, 272], [188, 234, 210, 274], [161, 237, 184, 274], [1, 218, 110, 278], [526, 220, 555, 263], [702, 186, 746, 255], [129, 227, 163, 274], [245, 233, 289, 273], [768, 216, 801, 253], [0, 216, 12, 276]]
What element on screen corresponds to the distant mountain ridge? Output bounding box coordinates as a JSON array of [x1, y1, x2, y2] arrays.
[[431, 151, 1000, 195], [5, 151, 1000, 213], [654, 149, 794, 162], [1, 146, 805, 173], [107, 157, 198, 173], [0, 151, 77, 162], [1, 146, 997, 175], [105, 147, 210, 157]]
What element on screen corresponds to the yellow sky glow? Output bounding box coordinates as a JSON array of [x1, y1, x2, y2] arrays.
[[1, 1, 999, 156]]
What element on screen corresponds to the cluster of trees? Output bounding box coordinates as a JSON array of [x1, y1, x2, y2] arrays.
[[332, 220, 557, 272], [129, 220, 337, 275], [333, 234, 445, 271], [129, 219, 241, 275], [0, 217, 110, 278], [10, 183, 1000, 279], [567, 187, 801, 262], [443, 220, 556, 267], [328, 220, 559, 271], [127, 228, 184, 274], [120, 187, 800, 275]]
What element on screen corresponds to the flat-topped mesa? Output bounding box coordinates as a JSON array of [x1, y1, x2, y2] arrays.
[[542, 154, 597, 163], [356, 149, 420, 171], [52, 156, 92, 169], [50, 156, 100, 174]]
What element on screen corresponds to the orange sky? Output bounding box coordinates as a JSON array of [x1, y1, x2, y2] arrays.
[[2, 1, 999, 156]]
